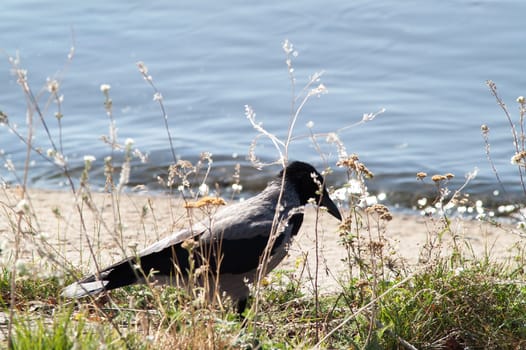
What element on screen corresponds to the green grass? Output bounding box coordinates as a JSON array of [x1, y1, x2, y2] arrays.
[[11, 309, 129, 350], [378, 261, 526, 348], [0, 268, 62, 310], [246, 257, 526, 349]]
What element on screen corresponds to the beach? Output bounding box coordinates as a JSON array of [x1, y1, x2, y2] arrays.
[[0, 188, 523, 293]]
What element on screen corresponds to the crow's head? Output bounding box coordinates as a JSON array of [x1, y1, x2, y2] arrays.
[[281, 161, 342, 221]]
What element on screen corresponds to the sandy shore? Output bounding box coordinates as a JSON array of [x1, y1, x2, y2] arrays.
[[0, 188, 523, 293]]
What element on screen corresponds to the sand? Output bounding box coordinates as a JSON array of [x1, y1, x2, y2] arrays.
[[0, 188, 523, 293]]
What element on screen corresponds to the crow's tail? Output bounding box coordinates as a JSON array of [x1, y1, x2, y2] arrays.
[[61, 258, 141, 298]]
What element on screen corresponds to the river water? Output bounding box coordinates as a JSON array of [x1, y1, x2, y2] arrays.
[[1, 0, 525, 215]]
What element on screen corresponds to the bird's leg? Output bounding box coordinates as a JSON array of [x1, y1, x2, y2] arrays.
[[236, 297, 248, 316]]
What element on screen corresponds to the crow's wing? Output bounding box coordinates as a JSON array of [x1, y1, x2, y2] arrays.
[[192, 196, 303, 274], [129, 194, 299, 276], [138, 221, 206, 256]]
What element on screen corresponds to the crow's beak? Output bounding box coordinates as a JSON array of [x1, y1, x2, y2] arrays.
[[321, 189, 342, 221]]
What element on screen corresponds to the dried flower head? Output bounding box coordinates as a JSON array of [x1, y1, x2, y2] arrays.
[[16, 69, 28, 90], [326, 132, 349, 161], [136, 61, 148, 75], [431, 174, 447, 183], [198, 183, 209, 196], [0, 111, 7, 124], [282, 39, 294, 55], [47, 79, 59, 93], [416, 172, 427, 180], [511, 151, 526, 165], [337, 154, 374, 178], [517, 96, 525, 104], [83, 155, 96, 163], [15, 199, 29, 215], [380, 212, 393, 221], [153, 92, 163, 101], [309, 83, 328, 97], [368, 240, 385, 254], [355, 279, 370, 289], [326, 132, 339, 144], [4, 159, 15, 172], [125, 138, 134, 147], [181, 238, 197, 251], [194, 265, 209, 277], [366, 204, 392, 220], [184, 196, 227, 209], [99, 84, 111, 93]]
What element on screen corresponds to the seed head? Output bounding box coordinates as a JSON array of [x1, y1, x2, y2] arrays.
[[511, 151, 526, 165], [366, 204, 392, 221], [184, 196, 227, 209], [47, 79, 59, 93], [136, 61, 148, 75], [15, 199, 29, 215], [232, 183, 243, 192], [181, 238, 198, 251], [99, 84, 111, 93], [0, 111, 7, 124], [83, 155, 96, 163], [431, 174, 446, 182], [337, 154, 374, 178]]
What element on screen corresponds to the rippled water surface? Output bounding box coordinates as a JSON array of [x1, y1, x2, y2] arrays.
[[1, 1, 526, 211]]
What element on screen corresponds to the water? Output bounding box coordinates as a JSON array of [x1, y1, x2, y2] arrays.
[[1, 0, 526, 213]]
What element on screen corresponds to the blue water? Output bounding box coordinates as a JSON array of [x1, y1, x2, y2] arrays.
[[1, 1, 526, 210]]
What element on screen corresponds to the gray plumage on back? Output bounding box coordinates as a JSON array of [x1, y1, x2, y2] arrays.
[[62, 161, 342, 313]]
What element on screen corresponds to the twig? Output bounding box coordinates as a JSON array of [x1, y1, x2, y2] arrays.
[[486, 80, 526, 195], [137, 61, 177, 164]]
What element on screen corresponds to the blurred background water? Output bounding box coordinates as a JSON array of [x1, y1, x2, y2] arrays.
[[1, 0, 525, 214]]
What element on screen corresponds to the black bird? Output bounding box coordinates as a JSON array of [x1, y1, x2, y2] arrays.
[[61, 161, 342, 313]]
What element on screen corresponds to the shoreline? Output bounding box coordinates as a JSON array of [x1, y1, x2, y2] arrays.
[[0, 188, 523, 293]]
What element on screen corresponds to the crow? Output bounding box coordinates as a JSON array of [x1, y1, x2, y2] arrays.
[[61, 161, 342, 313]]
